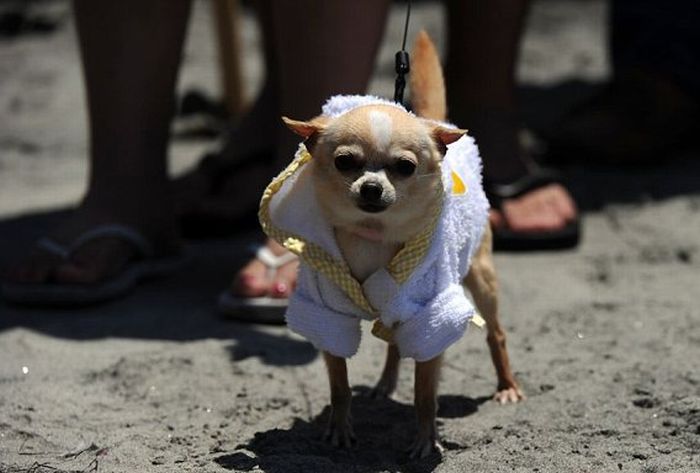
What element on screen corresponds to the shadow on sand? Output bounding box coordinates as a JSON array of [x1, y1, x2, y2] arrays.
[[0, 208, 317, 367], [1, 79, 699, 359], [214, 388, 489, 473]]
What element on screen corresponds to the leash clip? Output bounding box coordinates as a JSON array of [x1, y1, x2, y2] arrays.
[[394, 50, 410, 104], [393, 0, 412, 105]]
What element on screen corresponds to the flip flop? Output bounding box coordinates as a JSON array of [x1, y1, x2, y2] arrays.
[[217, 245, 297, 325], [486, 168, 581, 251], [1, 224, 187, 306], [177, 152, 274, 238]]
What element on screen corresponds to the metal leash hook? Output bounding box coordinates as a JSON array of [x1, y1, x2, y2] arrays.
[[393, 0, 412, 105], [394, 50, 410, 105]]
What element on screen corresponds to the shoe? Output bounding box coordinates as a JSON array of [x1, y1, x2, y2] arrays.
[[176, 152, 274, 238], [1, 224, 187, 306], [546, 70, 700, 166], [217, 245, 297, 324], [486, 168, 581, 251]]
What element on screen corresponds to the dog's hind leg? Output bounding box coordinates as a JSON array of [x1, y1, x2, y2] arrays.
[[464, 226, 524, 404], [322, 352, 355, 447], [371, 343, 400, 398]]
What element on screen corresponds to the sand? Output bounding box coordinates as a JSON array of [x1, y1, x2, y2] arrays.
[[1, 1, 699, 472]]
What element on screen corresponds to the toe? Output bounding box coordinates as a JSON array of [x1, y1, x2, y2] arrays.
[[9, 265, 41, 284], [231, 266, 269, 298], [231, 279, 268, 299], [502, 186, 571, 233], [228, 238, 298, 300], [53, 239, 135, 285], [270, 281, 290, 298], [54, 262, 101, 284], [488, 209, 505, 229], [269, 260, 298, 298], [548, 184, 578, 221], [5, 251, 63, 284]]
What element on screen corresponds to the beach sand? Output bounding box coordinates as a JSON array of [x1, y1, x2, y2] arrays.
[[1, 2, 698, 471]]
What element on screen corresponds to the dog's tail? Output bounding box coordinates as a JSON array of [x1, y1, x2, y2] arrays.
[[410, 30, 446, 121]]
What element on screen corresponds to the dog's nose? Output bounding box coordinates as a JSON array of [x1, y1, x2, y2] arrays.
[[360, 182, 383, 202]]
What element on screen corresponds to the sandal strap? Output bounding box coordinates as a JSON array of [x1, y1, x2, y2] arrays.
[[485, 167, 562, 208], [67, 224, 154, 258], [255, 246, 298, 269], [36, 238, 70, 259]]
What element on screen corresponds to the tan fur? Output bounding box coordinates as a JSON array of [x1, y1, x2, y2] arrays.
[[464, 226, 522, 404], [410, 30, 447, 121], [311, 104, 446, 246], [285, 31, 523, 459], [323, 352, 355, 447]]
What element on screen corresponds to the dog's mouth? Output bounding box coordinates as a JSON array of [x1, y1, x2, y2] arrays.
[[358, 202, 389, 213], [348, 219, 385, 241]]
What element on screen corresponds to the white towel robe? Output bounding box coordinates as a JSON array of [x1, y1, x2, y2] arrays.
[[266, 95, 490, 361]]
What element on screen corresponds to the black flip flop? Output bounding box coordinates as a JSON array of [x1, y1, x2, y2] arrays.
[[486, 168, 581, 251], [1, 224, 188, 306], [178, 152, 273, 238]]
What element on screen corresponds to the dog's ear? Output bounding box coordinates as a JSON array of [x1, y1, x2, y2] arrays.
[[282, 116, 328, 140], [433, 125, 467, 145], [419, 118, 467, 153], [430, 125, 467, 155]]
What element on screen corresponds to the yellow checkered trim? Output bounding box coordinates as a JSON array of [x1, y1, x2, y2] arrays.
[[386, 207, 440, 284], [371, 319, 396, 342], [259, 146, 481, 343], [259, 148, 376, 315]]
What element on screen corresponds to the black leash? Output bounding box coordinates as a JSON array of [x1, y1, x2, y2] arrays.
[[393, 0, 412, 105]]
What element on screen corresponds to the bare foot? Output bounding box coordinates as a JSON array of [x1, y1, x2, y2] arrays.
[[4, 201, 178, 287], [489, 183, 577, 233], [229, 238, 298, 299]]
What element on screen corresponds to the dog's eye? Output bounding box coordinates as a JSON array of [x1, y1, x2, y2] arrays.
[[334, 154, 360, 172], [393, 159, 416, 177]]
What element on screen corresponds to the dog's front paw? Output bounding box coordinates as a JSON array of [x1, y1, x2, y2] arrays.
[[408, 434, 444, 459], [493, 385, 525, 404], [324, 415, 356, 448]]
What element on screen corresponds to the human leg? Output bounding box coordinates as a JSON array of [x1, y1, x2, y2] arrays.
[[174, 4, 280, 233], [445, 0, 578, 247], [547, 0, 700, 165], [226, 0, 390, 304], [5, 0, 191, 288]]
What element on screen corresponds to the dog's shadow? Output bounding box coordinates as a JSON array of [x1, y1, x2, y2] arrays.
[[214, 387, 489, 473]]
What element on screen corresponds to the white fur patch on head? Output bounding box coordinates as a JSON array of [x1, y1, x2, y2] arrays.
[[368, 111, 393, 151]]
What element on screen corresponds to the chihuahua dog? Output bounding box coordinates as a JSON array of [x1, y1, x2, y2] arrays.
[[271, 31, 523, 458]]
